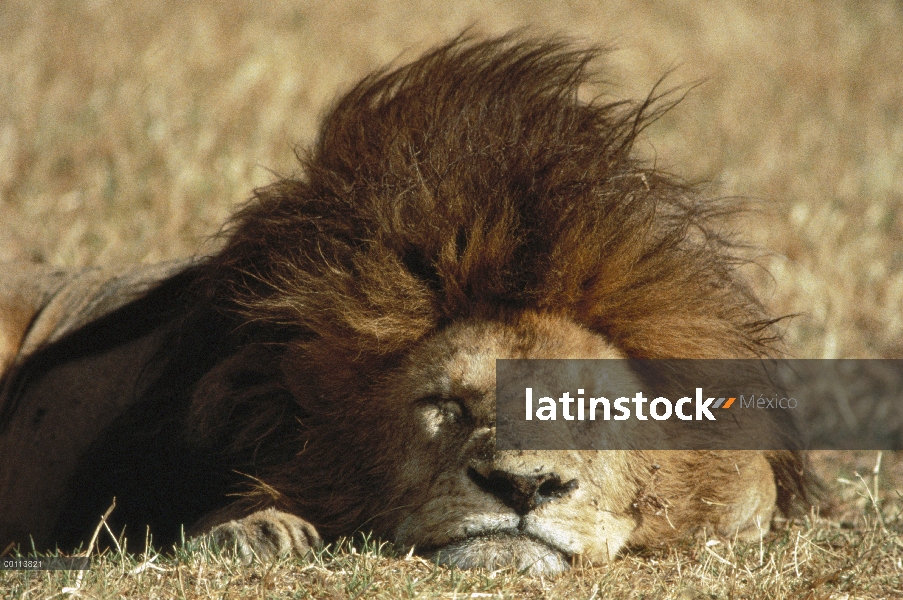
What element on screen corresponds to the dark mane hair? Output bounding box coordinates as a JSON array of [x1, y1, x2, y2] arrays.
[[206, 36, 780, 362]]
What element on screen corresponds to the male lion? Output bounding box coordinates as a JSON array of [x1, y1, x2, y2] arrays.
[[0, 37, 809, 575]]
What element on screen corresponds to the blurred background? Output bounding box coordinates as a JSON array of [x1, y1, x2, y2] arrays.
[[0, 0, 901, 362]]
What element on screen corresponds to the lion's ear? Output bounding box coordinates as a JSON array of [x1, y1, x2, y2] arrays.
[[186, 345, 301, 456]]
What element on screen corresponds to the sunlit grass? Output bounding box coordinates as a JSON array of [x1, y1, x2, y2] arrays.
[[3, 502, 901, 598]]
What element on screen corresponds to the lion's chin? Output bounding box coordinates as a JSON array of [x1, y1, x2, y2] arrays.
[[426, 533, 570, 576]]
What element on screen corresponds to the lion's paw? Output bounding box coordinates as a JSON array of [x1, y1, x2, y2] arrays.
[[205, 508, 322, 562]]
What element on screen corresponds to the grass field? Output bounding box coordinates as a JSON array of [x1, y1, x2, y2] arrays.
[[1, 0, 902, 597]]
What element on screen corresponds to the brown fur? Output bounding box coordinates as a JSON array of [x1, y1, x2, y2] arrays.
[[0, 36, 811, 573]]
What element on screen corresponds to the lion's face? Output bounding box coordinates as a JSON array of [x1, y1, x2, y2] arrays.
[[277, 311, 782, 575], [337, 313, 639, 574]]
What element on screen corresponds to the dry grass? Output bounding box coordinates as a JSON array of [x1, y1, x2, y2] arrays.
[[3, 498, 902, 599], [1, 0, 902, 597]]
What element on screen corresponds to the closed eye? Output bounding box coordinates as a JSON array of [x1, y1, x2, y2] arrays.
[[417, 395, 467, 422]]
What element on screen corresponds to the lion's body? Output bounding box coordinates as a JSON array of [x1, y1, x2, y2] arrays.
[[0, 262, 211, 548], [0, 37, 809, 574]]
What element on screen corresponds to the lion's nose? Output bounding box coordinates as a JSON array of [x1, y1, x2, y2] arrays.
[[467, 467, 578, 514]]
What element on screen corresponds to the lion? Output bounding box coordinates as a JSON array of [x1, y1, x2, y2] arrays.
[[0, 37, 810, 575]]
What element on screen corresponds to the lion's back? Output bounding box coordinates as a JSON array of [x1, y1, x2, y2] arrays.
[[0, 260, 199, 548]]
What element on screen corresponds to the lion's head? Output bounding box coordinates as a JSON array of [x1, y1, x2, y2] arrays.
[[0, 36, 810, 576], [181, 37, 808, 574]]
